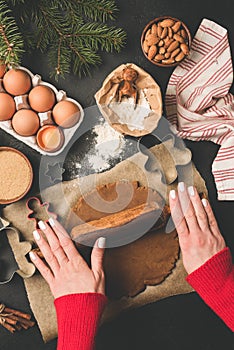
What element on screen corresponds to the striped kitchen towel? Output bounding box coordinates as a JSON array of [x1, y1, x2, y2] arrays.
[[165, 18, 234, 200]]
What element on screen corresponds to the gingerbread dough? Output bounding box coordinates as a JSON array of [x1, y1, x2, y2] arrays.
[[71, 181, 179, 299]]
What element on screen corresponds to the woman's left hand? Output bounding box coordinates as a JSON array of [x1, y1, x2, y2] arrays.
[[29, 218, 106, 299]]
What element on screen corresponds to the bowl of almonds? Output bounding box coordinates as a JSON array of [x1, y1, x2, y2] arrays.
[[141, 16, 191, 67]]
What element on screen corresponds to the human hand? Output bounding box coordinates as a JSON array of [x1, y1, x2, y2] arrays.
[[169, 182, 226, 274], [29, 218, 106, 299]]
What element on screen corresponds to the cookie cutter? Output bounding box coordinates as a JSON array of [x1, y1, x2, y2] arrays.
[[137, 132, 192, 185], [45, 162, 65, 185], [137, 129, 192, 234], [0, 226, 35, 284], [26, 196, 57, 229]]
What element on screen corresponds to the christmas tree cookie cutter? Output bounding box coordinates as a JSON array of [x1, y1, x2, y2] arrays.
[[26, 196, 57, 229]]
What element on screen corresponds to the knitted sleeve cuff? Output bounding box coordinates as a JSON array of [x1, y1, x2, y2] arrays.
[[186, 247, 232, 291], [186, 247, 234, 331], [54, 293, 107, 350]]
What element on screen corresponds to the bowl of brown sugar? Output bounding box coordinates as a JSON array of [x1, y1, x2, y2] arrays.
[[0, 147, 33, 204]]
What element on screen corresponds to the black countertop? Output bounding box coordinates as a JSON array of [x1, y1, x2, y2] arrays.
[[0, 1, 233, 349]]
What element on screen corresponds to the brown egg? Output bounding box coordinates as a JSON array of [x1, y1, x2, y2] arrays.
[[3, 69, 31, 96], [37, 125, 64, 152], [29, 85, 56, 112], [12, 109, 40, 136], [52, 100, 80, 128], [0, 93, 16, 121], [0, 62, 6, 78]]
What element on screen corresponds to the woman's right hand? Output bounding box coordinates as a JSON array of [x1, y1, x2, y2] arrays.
[[169, 183, 226, 274]]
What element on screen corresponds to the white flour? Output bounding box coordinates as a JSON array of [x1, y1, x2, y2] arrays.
[[73, 119, 127, 174], [109, 89, 151, 131]]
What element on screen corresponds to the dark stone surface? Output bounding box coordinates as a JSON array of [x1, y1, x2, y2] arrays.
[[0, 0, 233, 349]]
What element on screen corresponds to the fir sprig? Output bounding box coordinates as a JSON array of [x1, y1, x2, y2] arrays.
[[0, 0, 24, 65], [0, 0, 126, 79]]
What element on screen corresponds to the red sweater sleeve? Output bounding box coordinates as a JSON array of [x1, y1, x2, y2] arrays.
[[54, 293, 107, 350], [186, 247, 234, 331]]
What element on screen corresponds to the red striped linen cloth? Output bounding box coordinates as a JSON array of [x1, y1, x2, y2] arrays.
[[165, 18, 234, 200]]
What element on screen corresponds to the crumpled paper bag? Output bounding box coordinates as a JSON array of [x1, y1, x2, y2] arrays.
[[3, 143, 207, 342], [95, 63, 163, 137]]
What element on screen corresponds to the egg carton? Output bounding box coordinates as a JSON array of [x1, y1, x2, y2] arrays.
[[0, 66, 84, 156]]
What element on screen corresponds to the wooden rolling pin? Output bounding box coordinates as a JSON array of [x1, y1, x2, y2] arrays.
[[71, 202, 166, 244]]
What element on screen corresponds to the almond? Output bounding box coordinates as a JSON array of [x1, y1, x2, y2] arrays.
[[148, 45, 157, 60], [160, 27, 168, 39], [143, 40, 150, 53], [180, 43, 189, 55], [172, 21, 181, 33], [164, 52, 171, 59], [155, 54, 164, 61], [171, 48, 181, 58], [146, 33, 160, 46], [158, 39, 164, 47], [159, 47, 166, 54], [164, 37, 173, 48], [160, 19, 175, 27], [157, 25, 163, 37], [167, 40, 179, 52], [162, 58, 175, 64], [151, 23, 158, 34], [145, 28, 151, 39], [180, 29, 187, 39], [173, 33, 184, 43], [175, 51, 185, 62], [168, 27, 173, 38]]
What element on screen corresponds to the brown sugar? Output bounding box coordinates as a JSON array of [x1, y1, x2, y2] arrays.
[[0, 149, 32, 202]]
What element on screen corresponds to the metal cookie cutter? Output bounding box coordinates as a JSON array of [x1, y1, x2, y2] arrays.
[[0, 217, 35, 284], [26, 196, 57, 229], [137, 132, 192, 184]]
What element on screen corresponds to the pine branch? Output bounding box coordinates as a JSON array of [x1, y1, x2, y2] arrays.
[[1, 0, 126, 78], [0, 0, 24, 65], [55, 0, 118, 22]]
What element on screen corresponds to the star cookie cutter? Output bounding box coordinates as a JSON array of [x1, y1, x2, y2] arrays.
[[26, 196, 57, 229], [45, 162, 65, 185]]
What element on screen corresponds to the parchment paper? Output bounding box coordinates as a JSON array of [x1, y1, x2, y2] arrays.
[[3, 143, 207, 342], [95, 63, 163, 137]]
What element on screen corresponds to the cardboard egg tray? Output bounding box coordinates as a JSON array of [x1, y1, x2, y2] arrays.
[[0, 66, 84, 156]]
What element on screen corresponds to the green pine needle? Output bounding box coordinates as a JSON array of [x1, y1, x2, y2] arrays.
[[0, 0, 24, 65], [1, 0, 126, 79]]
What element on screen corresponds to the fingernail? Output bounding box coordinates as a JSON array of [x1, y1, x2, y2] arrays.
[[98, 237, 106, 249], [38, 221, 46, 230], [170, 190, 176, 199], [188, 186, 195, 196], [33, 230, 41, 241], [202, 198, 208, 207], [29, 251, 37, 260], [49, 217, 55, 227], [178, 182, 185, 192]]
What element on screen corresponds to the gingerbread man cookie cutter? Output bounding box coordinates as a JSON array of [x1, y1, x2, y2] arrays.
[[0, 226, 35, 284], [26, 196, 57, 229]]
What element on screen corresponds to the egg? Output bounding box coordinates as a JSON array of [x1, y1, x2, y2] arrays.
[[52, 100, 80, 128], [36, 125, 64, 152], [3, 69, 31, 96], [12, 109, 40, 136], [29, 85, 56, 112], [0, 62, 6, 78], [0, 93, 16, 121]]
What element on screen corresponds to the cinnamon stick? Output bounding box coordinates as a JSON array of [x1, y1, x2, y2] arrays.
[[4, 317, 17, 325], [4, 307, 31, 320], [2, 322, 15, 333], [7, 315, 35, 327]]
